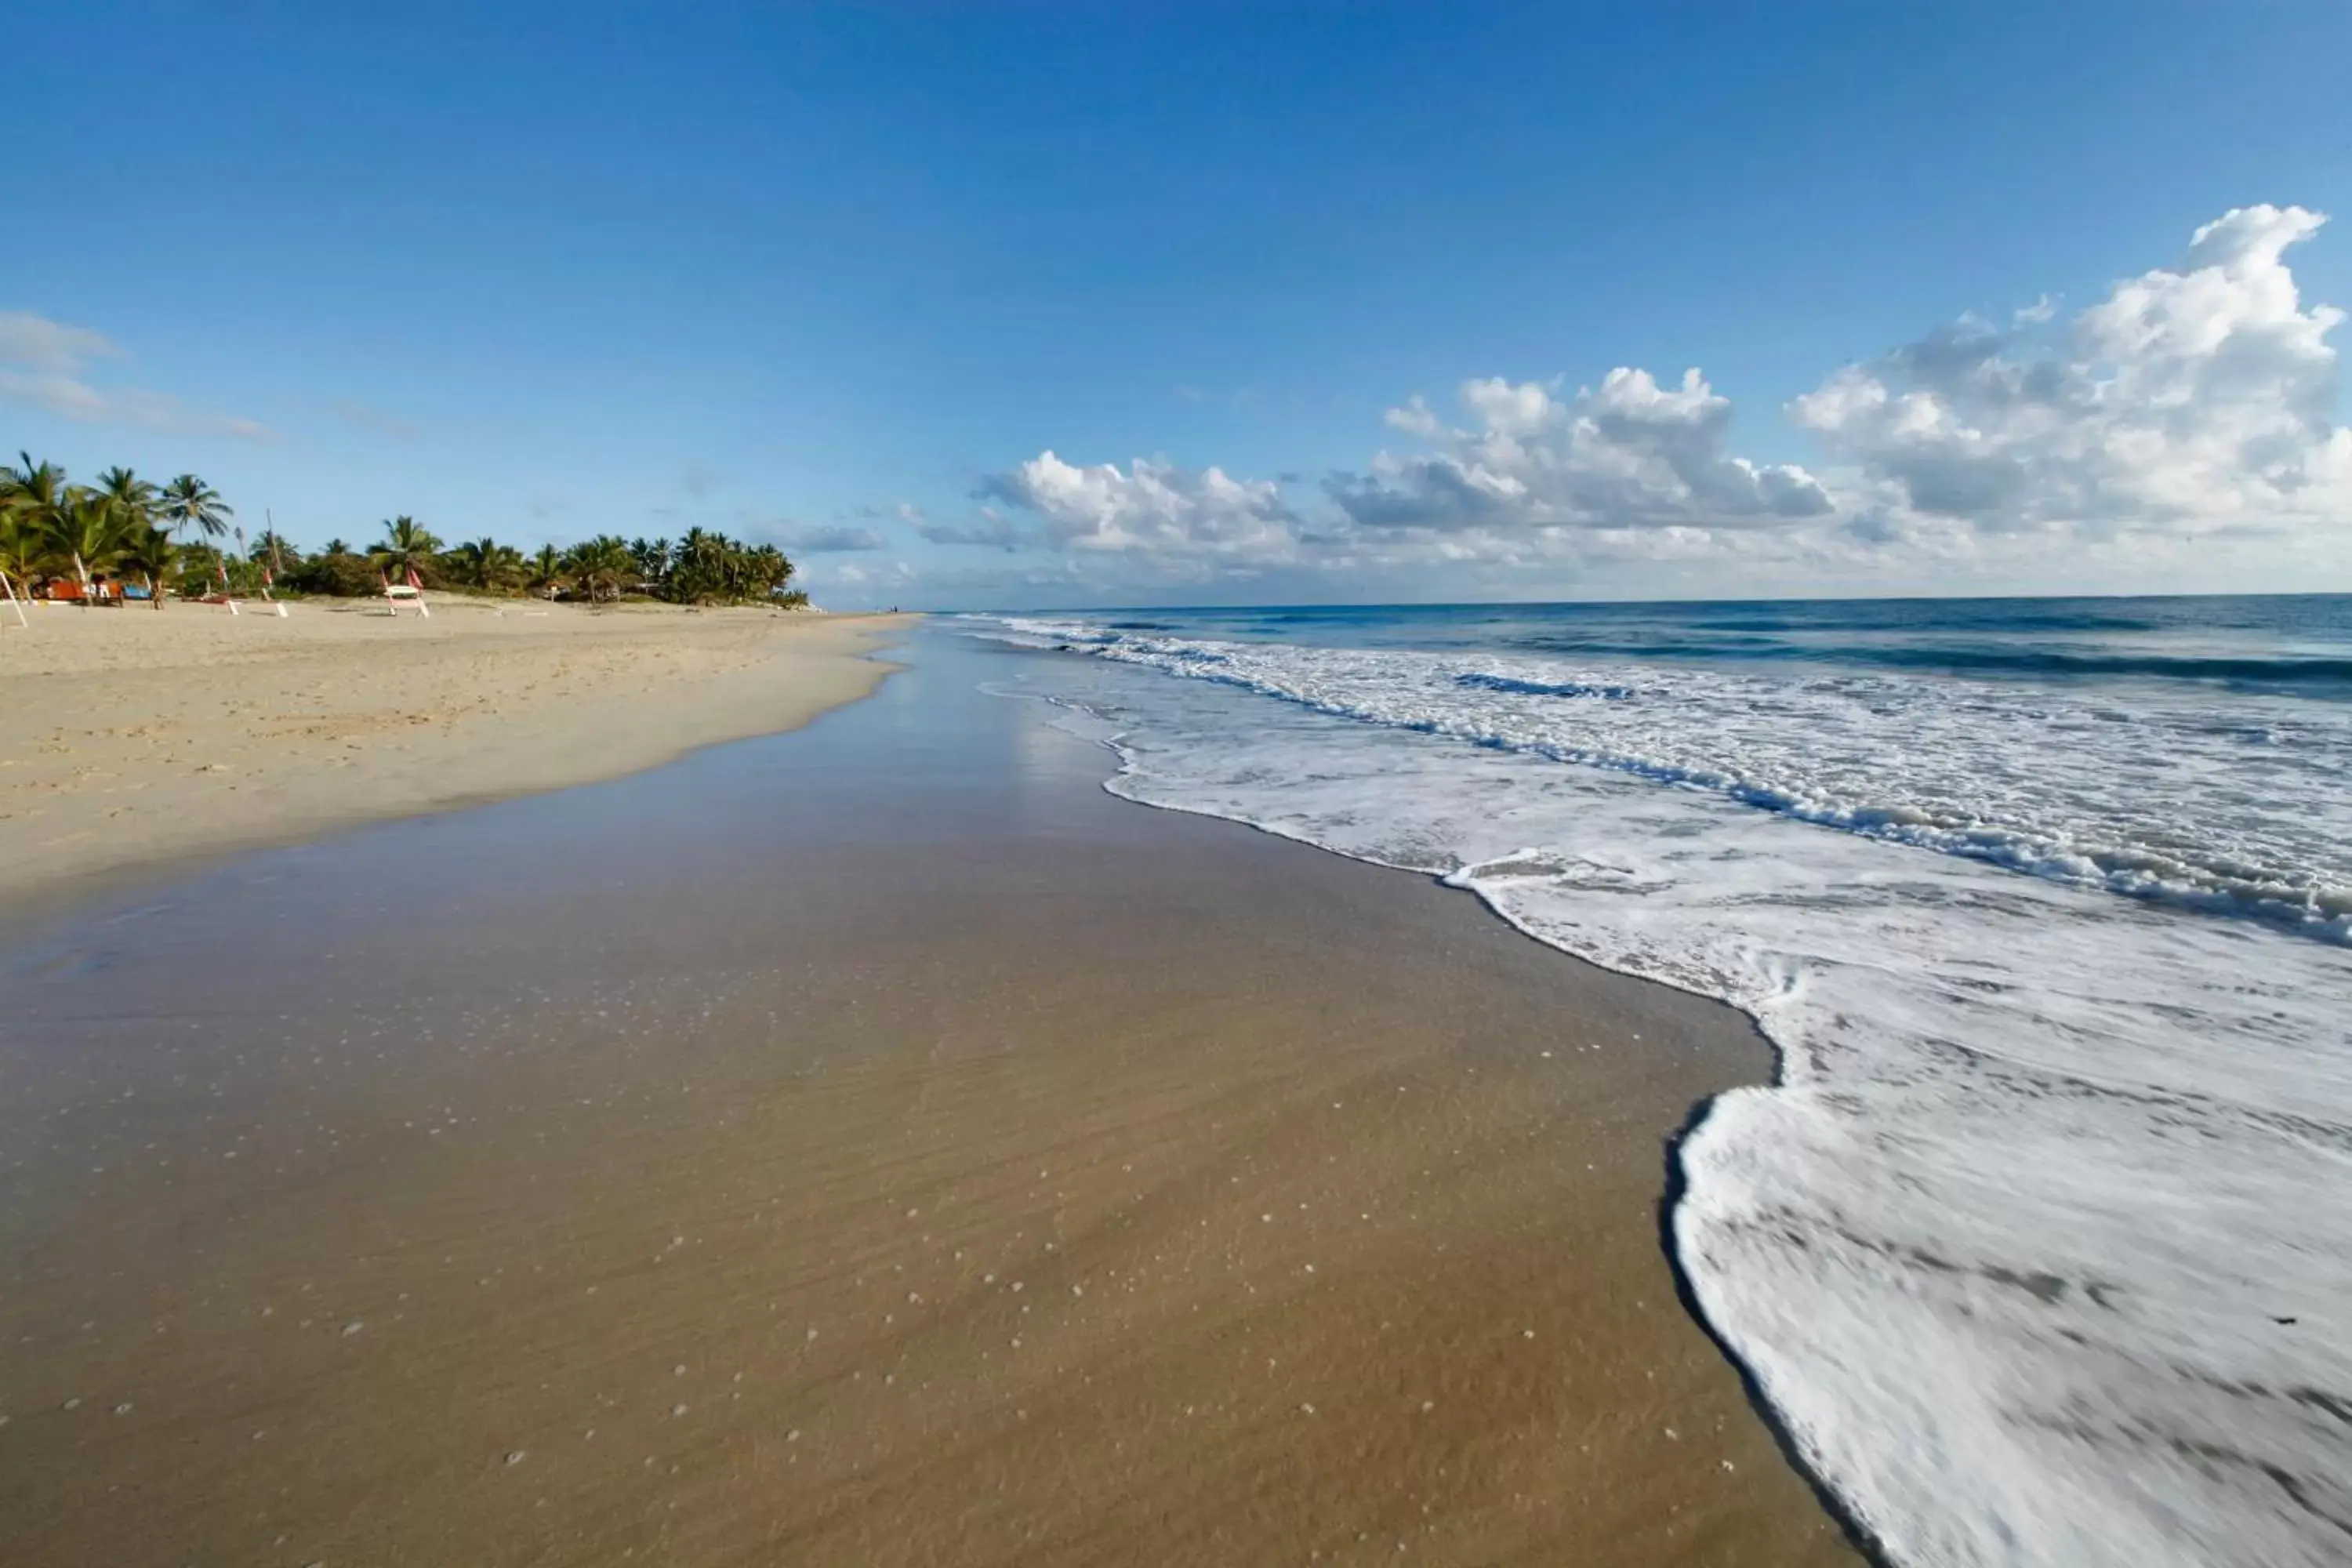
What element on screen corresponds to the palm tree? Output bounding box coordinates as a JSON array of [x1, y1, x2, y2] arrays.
[[653, 527, 796, 604], [372, 515, 441, 577], [3, 456, 72, 572], [247, 528, 299, 565], [94, 466, 158, 532], [115, 525, 181, 609], [485, 542, 525, 593], [667, 526, 740, 603], [157, 474, 232, 541], [2, 452, 63, 498], [743, 543, 793, 597], [49, 492, 129, 585], [525, 543, 565, 600], [448, 536, 526, 593], [321, 537, 353, 557], [0, 515, 42, 591], [444, 539, 485, 587], [629, 536, 673, 583], [561, 535, 636, 603]]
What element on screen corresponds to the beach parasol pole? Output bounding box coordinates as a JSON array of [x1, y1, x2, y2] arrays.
[[262, 510, 289, 615], [0, 568, 27, 629]]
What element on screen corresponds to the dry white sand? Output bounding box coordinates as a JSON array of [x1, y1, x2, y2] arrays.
[[0, 597, 908, 911]]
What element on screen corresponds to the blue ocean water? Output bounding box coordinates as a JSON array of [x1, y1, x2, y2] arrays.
[[963, 595, 2352, 1568], [1091, 593, 2352, 696]]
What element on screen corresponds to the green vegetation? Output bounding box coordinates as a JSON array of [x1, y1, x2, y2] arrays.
[[662, 527, 797, 605], [158, 474, 232, 541], [448, 536, 526, 593], [372, 514, 441, 579], [1, 453, 805, 608], [0, 453, 189, 604]]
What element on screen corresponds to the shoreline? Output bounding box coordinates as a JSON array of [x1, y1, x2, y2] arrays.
[[1659, 1100, 1893, 1568], [1055, 723, 1892, 1564], [1004, 603, 2352, 1565], [1083, 758, 1891, 1566], [1070, 740, 1893, 1567], [0, 599, 914, 923], [0, 630, 1858, 1564]]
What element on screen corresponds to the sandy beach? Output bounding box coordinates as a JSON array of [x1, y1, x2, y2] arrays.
[[0, 598, 909, 915], [0, 630, 1856, 1566]]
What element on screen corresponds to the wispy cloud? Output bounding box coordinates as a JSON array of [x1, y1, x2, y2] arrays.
[[916, 506, 1038, 551], [773, 522, 888, 553], [331, 400, 419, 439], [0, 309, 271, 439], [0, 311, 118, 372], [1174, 383, 1261, 408]]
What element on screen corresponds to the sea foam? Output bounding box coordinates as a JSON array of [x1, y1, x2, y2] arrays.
[[968, 613, 2352, 1567]]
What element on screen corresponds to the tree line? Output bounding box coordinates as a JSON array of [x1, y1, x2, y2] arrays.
[[1, 454, 803, 608]]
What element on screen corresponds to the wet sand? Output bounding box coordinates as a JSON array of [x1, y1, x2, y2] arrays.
[[0, 633, 1857, 1566]]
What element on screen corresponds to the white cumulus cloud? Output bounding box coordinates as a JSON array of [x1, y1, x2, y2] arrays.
[[975, 451, 1301, 566], [1328, 368, 1833, 534], [1791, 204, 2351, 538], [915, 203, 2352, 597]]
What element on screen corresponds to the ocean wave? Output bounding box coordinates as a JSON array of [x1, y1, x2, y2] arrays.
[[1495, 635, 2352, 690], [1454, 672, 1635, 701], [1010, 622, 2352, 945], [1810, 645, 2352, 687]]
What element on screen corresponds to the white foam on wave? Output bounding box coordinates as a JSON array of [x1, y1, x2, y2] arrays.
[[970, 615, 2352, 1567], [978, 619, 2352, 940]]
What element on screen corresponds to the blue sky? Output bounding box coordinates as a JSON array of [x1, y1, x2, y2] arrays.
[[8, 2, 2351, 607]]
